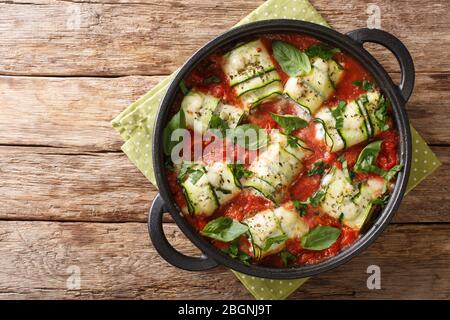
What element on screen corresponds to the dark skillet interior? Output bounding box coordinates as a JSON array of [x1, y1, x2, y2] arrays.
[[153, 20, 412, 279]]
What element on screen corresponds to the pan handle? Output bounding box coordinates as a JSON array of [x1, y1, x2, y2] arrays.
[[148, 194, 219, 271], [346, 28, 415, 102]]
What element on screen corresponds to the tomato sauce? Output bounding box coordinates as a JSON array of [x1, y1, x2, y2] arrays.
[[166, 33, 401, 268], [216, 190, 274, 221]]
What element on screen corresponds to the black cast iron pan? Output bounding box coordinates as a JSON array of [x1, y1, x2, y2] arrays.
[[148, 20, 414, 279]]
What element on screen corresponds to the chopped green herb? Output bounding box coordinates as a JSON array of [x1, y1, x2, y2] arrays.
[[203, 75, 221, 85], [228, 163, 252, 181], [307, 161, 329, 176], [309, 189, 327, 207], [293, 200, 308, 217], [353, 80, 374, 91], [301, 225, 341, 251], [179, 80, 189, 95], [238, 252, 252, 265], [286, 135, 301, 148], [372, 194, 390, 205], [177, 161, 194, 182], [272, 41, 311, 77], [222, 241, 239, 258], [375, 95, 389, 131], [339, 213, 345, 223], [280, 251, 296, 266], [331, 100, 346, 130], [305, 44, 341, 61], [208, 114, 229, 134]]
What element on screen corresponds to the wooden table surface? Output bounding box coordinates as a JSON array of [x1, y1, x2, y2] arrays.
[[1, 0, 449, 299]]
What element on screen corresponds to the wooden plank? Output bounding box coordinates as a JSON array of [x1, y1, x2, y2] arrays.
[[0, 73, 449, 150], [0, 146, 447, 223], [0, 0, 449, 76], [0, 75, 165, 151], [0, 146, 158, 222], [0, 221, 448, 299]]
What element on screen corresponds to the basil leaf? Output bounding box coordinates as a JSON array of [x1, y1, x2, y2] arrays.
[[309, 189, 327, 207], [262, 234, 288, 251], [354, 140, 384, 175], [384, 164, 404, 181], [280, 251, 296, 266], [286, 135, 311, 151], [307, 161, 329, 176], [163, 109, 186, 156], [201, 217, 248, 242], [352, 80, 374, 92], [301, 225, 341, 251], [228, 124, 268, 150], [208, 114, 229, 135], [270, 113, 309, 135], [272, 41, 311, 77], [305, 44, 341, 61], [293, 200, 308, 217], [228, 163, 252, 181], [179, 80, 189, 95], [203, 75, 221, 85]]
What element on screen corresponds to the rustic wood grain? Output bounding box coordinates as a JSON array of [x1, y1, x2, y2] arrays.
[[0, 145, 447, 223], [1, 73, 449, 151], [0, 221, 448, 299], [0, 75, 164, 151], [0, 0, 449, 76]]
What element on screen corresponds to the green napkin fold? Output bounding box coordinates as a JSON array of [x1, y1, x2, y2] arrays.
[[112, 0, 441, 300]]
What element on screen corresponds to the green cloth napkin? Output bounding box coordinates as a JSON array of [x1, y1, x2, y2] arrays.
[[111, 0, 441, 300]]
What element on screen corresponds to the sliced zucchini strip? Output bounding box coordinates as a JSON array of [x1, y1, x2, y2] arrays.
[[303, 58, 334, 99], [283, 57, 343, 115], [243, 204, 309, 258], [314, 107, 345, 152], [205, 162, 241, 205], [234, 70, 281, 96], [338, 100, 369, 148], [349, 177, 385, 229], [243, 176, 276, 202], [357, 91, 388, 136], [284, 77, 322, 114], [328, 59, 345, 87], [222, 39, 276, 86], [242, 132, 311, 203], [180, 164, 218, 217], [181, 90, 220, 132], [213, 103, 245, 129], [240, 80, 283, 109], [320, 166, 385, 230]]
